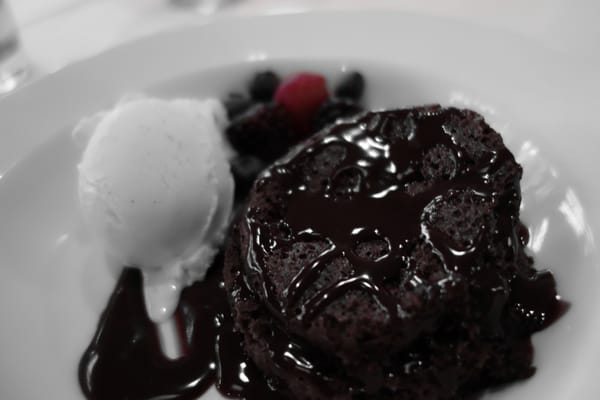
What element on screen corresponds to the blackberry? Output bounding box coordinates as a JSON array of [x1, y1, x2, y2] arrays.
[[249, 71, 281, 102], [334, 71, 365, 101], [225, 103, 294, 162]]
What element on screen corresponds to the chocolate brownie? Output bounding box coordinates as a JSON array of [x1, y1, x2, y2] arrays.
[[223, 105, 562, 399]]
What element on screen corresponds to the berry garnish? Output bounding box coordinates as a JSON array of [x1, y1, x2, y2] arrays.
[[274, 73, 329, 135], [334, 71, 365, 101], [225, 103, 294, 162], [313, 99, 364, 131], [249, 71, 281, 102]]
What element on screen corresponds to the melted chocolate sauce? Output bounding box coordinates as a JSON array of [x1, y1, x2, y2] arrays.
[[79, 257, 285, 400], [244, 108, 562, 330]]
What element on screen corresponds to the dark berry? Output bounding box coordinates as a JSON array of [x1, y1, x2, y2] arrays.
[[274, 73, 329, 135], [313, 99, 364, 131], [334, 71, 365, 101], [225, 103, 294, 162], [249, 71, 280, 102], [231, 155, 266, 201], [223, 92, 254, 119]]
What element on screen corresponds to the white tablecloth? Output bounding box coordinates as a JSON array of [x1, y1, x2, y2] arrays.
[[8, 0, 600, 77]]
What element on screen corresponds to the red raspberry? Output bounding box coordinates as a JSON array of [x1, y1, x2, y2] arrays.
[[274, 73, 329, 135]]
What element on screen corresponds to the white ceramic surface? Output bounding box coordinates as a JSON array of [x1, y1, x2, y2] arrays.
[[0, 11, 598, 400], [11, 0, 600, 76]]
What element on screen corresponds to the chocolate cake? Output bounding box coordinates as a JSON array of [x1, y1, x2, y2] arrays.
[[223, 105, 562, 399]]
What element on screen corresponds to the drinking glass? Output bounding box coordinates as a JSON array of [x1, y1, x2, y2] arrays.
[[0, 0, 29, 94]]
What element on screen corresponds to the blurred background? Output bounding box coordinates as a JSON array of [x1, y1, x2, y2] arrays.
[[2, 0, 599, 89]]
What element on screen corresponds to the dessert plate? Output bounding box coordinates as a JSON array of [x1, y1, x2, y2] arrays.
[[0, 11, 598, 400]]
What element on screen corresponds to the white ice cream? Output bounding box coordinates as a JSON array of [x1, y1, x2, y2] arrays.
[[76, 96, 234, 322]]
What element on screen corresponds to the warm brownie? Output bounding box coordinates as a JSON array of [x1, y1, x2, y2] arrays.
[[223, 105, 562, 399]]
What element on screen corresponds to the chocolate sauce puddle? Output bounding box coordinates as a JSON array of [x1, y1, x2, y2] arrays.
[[79, 254, 285, 400]]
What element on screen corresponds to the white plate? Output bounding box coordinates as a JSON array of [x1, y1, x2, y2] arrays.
[[0, 11, 598, 400]]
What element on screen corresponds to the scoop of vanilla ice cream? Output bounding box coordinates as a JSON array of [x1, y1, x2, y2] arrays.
[[77, 96, 234, 322]]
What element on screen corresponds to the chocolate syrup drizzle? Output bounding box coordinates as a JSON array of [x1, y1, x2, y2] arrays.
[[244, 107, 561, 329], [79, 258, 285, 400], [79, 107, 563, 400]]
